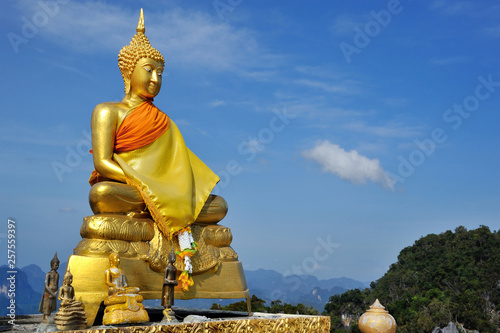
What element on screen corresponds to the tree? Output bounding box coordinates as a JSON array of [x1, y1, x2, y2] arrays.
[[211, 295, 319, 315], [324, 226, 500, 332]]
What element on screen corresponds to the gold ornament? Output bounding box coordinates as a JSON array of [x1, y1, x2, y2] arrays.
[[358, 299, 397, 333]]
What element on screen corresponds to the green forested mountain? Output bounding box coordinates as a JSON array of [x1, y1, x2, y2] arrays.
[[210, 294, 319, 315], [324, 226, 500, 332]]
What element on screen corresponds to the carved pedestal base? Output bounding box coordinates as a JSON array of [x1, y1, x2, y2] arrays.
[[103, 294, 149, 325], [66, 255, 250, 327], [74, 215, 155, 258], [55, 300, 88, 330], [68, 214, 250, 327], [73, 215, 239, 273]]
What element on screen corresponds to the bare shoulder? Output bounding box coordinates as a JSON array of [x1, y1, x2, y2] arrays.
[[91, 102, 128, 127], [92, 102, 122, 118]]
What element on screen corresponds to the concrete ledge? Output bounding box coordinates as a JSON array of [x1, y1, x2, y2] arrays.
[[0, 309, 330, 332]]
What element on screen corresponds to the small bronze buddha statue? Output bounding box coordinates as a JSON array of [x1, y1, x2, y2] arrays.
[[39, 253, 59, 322], [161, 249, 178, 323]]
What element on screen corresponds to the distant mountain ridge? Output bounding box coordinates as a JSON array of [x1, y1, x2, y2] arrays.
[[0, 265, 366, 315], [0, 265, 42, 316], [244, 268, 366, 310], [20, 264, 46, 293]]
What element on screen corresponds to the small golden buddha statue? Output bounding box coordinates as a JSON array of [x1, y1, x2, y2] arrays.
[[102, 253, 149, 325], [55, 269, 87, 330], [105, 253, 140, 296]]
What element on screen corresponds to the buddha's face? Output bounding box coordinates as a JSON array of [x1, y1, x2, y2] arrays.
[[129, 58, 164, 99], [110, 253, 120, 266]]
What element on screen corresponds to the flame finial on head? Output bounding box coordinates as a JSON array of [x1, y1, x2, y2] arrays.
[[64, 268, 73, 282], [50, 252, 60, 267], [137, 8, 145, 33], [168, 247, 176, 263], [118, 8, 165, 93]]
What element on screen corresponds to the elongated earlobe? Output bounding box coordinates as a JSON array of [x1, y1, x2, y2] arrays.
[[124, 76, 131, 94]]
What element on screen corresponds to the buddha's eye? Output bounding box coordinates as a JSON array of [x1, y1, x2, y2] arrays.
[[144, 66, 153, 73], [157, 71, 163, 76]]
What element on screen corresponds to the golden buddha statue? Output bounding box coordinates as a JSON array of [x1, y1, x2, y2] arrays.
[[102, 253, 149, 325], [105, 253, 141, 296], [66, 9, 249, 326]]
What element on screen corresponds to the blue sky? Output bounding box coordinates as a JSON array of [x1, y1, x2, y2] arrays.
[[1, 0, 499, 284]]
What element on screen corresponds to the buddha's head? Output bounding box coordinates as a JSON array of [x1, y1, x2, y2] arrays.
[[168, 247, 176, 264], [50, 252, 60, 270], [63, 269, 73, 285], [109, 252, 120, 266], [118, 9, 165, 95]]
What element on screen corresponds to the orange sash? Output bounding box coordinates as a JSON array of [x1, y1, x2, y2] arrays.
[[89, 101, 170, 184], [115, 101, 170, 153]]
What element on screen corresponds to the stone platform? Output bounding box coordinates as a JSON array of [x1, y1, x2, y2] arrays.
[[1, 308, 330, 332]]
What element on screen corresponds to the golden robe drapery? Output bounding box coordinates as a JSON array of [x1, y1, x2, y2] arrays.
[[91, 101, 220, 237]]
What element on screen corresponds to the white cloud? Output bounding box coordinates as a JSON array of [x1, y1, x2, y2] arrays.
[[209, 100, 226, 108], [15, 1, 274, 72], [329, 15, 365, 37], [295, 65, 346, 80], [268, 92, 373, 121], [237, 69, 278, 81], [430, 0, 474, 15], [430, 56, 468, 65], [381, 98, 407, 107], [302, 140, 393, 190], [292, 65, 362, 95], [287, 103, 368, 120], [59, 207, 77, 213], [0, 122, 89, 147], [293, 79, 359, 94], [483, 25, 500, 38], [343, 121, 423, 138], [356, 141, 388, 154]]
